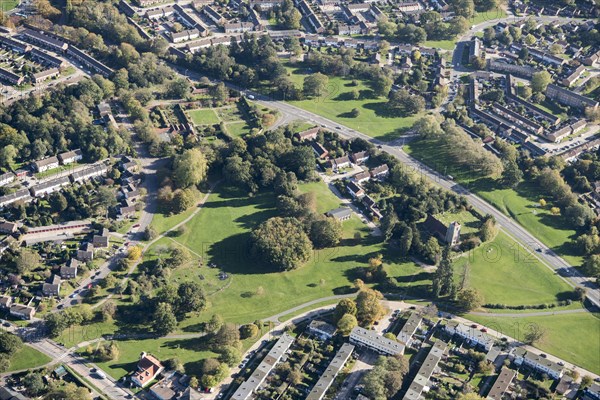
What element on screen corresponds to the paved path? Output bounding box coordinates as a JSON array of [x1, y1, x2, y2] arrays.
[[470, 308, 588, 318], [265, 293, 357, 322]]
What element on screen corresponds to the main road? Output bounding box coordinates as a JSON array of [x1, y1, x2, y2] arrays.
[[237, 89, 600, 309]]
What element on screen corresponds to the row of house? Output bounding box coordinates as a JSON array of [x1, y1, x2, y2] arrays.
[[402, 340, 447, 399], [349, 326, 405, 356], [546, 83, 599, 110], [33, 148, 83, 172], [306, 343, 355, 400], [0, 163, 108, 209], [231, 334, 295, 399], [18, 29, 113, 77]]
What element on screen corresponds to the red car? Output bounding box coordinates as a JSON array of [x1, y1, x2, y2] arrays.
[[471, 324, 478, 329], [480, 328, 487, 333], [132, 224, 140, 228]]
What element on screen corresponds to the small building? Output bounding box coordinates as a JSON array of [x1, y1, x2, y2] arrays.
[[0, 189, 32, 208], [307, 320, 336, 340], [131, 353, 165, 388], [0, 295, 12, 309], [58, 149, 83, 165], [310, 142, 329, 159], [0, 172, 15, 187], [0, 221, 18, 234], [60, 259, 79, 279], [9, 304, 35, 320], [31, 68, 60, 84], [349, 326, 404, 356], [33, 156, 60, 173], [120, 206, 137, 218], [42, 274, 61, 297], [445, 221, 461, 246], [296, 127, 319, 141], [326, 207, 352, 222]]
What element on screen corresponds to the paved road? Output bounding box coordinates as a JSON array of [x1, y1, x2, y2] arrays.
[[233, 89, 600, 309]]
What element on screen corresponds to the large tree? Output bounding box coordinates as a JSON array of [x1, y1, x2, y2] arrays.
[[355, 288, 385, 326], [456, 288, 484, 311], [303, 73, 329, 98], [152, 302, 178, 336], [251, 217, 312, 270], [309, 217, 343, 248], [531, 71, 552, 93], [172, 148, 208, 188]]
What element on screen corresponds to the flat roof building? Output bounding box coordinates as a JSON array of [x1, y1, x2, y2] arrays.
[[485, 366, 516, 400], [350, 326, 404, 356]]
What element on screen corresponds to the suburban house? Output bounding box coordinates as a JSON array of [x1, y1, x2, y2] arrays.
[[346, 181, 365, 199], [33, 156, 60, 173], [42, 275, 61, 297], [60, 259, 79, 279], [328, 155, 351, 170], [512, 348, 564, 379], [131, 353, 165, 387], [32, 68, 60, 84], [92, 229, 110, 248], [9, 304, 36, 320], [350, 151, 369, 165], [349, 327, 404, 356], [77, 243, 94, 261], [58, 149, 83, 165], [326, 207, 352, 222], [70, 164, 108, 183], [369, 164, 389, 180], [352, 170, 370, 184], [307, 320, 336, 340], [306, 343, 355, 400]]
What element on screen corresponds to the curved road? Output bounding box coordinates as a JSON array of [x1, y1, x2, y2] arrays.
[[236, 90, 600, 309]]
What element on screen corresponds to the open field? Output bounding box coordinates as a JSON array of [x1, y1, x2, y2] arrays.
[[151, 182, 427, 327], [188, 108, 219, 125], [454, 231, 574, 306], [282, 64, 420, 141], [405, 139, 582, 267], [8, 345, 52, 372], [469, 312, 600, 374], [89, 338, 218, 380]]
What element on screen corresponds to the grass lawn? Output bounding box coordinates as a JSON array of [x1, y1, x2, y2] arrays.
[[0, 0, 18, 11], [150, 205, 198, 235], [453, 231, 574, 306], [188, 108, 220, 126], [8, 345, 52, 372], [470, 8, 507, 25], [281, 64, 420, 141], [225, 121, 252, 138], [151, 181, 427, 327], [405, 138, 583, 267], [423, 40, 456, 51], [469, 312, 600, 374], [90, 338, 218, 380], [276, 299, 339, 322]]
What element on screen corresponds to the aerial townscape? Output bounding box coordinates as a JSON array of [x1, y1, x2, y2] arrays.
[[0, 0, 598, 397]]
